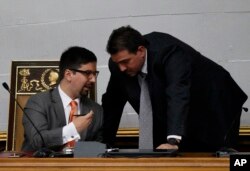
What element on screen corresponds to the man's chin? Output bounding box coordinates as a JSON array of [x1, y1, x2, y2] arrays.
[[81, 89, 90, 96], [126, 72, 137, 77]]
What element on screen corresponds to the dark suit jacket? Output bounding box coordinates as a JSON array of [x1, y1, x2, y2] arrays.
[[102, 32, 248, 151], [22, 87, 103, 151]]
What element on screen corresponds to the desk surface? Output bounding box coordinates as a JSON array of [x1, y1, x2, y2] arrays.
[[0, 152, 229, 171]]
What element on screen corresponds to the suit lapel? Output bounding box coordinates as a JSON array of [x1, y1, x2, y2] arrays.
[[79, 97, 91, 115], [78, 96, 91, 140], [50, 88, 66, 126], [146, 49, 155, 100]]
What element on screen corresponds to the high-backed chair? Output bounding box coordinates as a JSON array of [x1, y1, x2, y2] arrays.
[[6, 61, 96, 151]]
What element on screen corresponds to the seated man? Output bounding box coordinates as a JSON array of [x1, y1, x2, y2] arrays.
[[102, 25, 248, 151], [22, 46, 103, 151]]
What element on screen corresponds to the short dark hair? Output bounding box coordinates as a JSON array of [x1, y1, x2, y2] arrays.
[[106, 25, 149, 55], [59, 46, 97, 81]]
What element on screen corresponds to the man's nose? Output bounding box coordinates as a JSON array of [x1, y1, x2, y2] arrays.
[[89, 74, 96, 83], [119, 64, 127, 72]]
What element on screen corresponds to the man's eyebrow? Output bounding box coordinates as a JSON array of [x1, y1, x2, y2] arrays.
[[118, 58, 130, 63]]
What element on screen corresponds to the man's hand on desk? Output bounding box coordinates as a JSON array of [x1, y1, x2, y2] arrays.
[[156, 143, 179, 150], [156, 138, 180, 150]]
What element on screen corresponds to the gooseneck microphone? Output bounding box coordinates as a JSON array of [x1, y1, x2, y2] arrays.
[[216, 107, 249, 157], [2, 82, 53, 157]]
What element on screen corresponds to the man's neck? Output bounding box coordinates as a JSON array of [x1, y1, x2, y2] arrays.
[[59, 81, 77, 100]]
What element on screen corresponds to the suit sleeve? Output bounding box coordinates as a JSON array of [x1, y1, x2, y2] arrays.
[[162, 46, 191, 137], [102, 58, 127, 146], [23, 95, 63, 150]]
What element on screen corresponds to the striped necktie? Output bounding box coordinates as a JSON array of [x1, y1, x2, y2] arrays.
[[138, 73, 153, 149], [67, 100, 78, 147]]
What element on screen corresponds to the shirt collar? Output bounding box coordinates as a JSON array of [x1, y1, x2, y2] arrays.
[[58, 85, 80, 109], [141, 49, 148, 74]]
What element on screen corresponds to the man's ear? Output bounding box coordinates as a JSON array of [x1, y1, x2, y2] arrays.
[[64, 69, 73, 81], [137, 46, 146, 58]]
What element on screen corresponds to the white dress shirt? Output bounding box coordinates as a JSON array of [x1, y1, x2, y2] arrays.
[[58, 85, 81, 144]]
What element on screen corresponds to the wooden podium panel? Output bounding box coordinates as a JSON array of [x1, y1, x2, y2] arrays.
[[0, 157, 229, 171]]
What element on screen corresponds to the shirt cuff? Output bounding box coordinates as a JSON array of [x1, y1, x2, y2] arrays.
[[62, 122, 80, 144], [167, 135, 182, 141]]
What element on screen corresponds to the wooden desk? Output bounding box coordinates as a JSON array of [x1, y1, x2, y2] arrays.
[[0, 155, 229, 171]]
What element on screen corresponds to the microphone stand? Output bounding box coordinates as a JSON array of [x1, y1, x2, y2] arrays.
[[2, 82, 54, 157]]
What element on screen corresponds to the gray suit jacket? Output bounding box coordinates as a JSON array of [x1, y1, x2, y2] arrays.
[[22, 87, 103, 151]]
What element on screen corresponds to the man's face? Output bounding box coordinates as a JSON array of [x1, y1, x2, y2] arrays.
[[67, 62, 97, 97], [111, 46, 146, 77]]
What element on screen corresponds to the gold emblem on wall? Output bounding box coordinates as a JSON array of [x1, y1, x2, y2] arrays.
[[17, 67, 59, 94]]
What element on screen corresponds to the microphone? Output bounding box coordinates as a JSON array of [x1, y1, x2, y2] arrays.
[[2, 82, 54, 157], [243, 107, 248, 112], [216, 107, 248, 157]]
